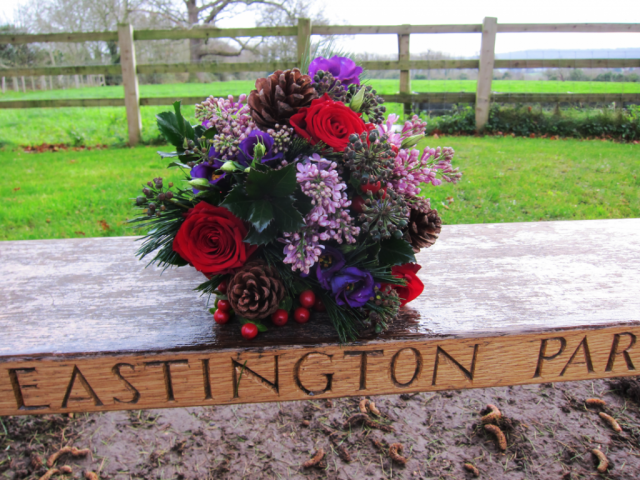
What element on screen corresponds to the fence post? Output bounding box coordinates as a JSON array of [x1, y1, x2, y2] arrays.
[[118, 23, 142, 146], [297, 18, 312, 66], [1, 77, 4, 94], [475, 17, 497, 131], [398, 30, 411, 117]]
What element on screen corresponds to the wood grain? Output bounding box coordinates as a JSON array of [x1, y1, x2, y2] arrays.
[[475, 17, 497, 130], [118, 24, 141, 146], [1, 219, 639, 415]]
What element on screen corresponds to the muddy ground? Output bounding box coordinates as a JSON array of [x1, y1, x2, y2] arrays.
[[1, 377, 640, 480]]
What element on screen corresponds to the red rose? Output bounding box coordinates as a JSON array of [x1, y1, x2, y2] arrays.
[[290, 93, 367, 151], [173, 202, 257, 276], [390, 263, 424, 307]]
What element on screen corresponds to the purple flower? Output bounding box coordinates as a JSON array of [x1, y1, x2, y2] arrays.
[[330, 267, 375, 308], [315, 246, 346, 290], [237, 130, 284, 166], [309, 56, 363, 88], [190, 160, 225, 194]]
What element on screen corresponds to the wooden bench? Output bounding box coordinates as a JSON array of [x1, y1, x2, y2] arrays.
[[1, 219, 638, 416]]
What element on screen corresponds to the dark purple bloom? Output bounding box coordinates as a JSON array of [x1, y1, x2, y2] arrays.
[[330, 267, 375, 308], [190, 160, 225, 194], [316, 246, 346, 290], [237, 130, 283, 166], [309, 56, 363, 88]]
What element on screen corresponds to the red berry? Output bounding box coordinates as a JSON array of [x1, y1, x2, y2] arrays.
[[217, 280, 227, 294], [293, 307, 310, 323], [314, 298, 326, 312], [241, 323, 258, 339], [217, 299, 231, 312], [352, 195, 366, 213], [361, 181, 381, 194], [271, 309, 289, 326], [213, 309, 230, 324], [299, 290, 316, 308]]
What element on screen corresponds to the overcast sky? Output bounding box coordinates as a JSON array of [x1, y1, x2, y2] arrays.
[[1, 0, 639, 57]]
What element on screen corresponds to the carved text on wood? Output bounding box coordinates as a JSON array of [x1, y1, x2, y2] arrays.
[[1, 326, 638, 416]]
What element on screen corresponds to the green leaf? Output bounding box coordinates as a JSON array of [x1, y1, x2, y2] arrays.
[[208, 307, 216, 314], [256, 323, 268, 333], [156, 111, 183, 147], [245, 163, 297, 198], [294, 189, 314, 216], [203, 126, 218, 139], [378, 237, 416, 266], [167, 160, 191, 169], [247, 201, 274, 232], [220, 184, 253, 221], [271, 197, 305, 232], [157, 151, 180, 159], [278, 296, 293, 312], [245, 223, 278, 246]]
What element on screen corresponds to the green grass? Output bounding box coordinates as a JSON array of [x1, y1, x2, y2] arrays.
[[2, 79, 637, 147], [1, 137, 638, 241]]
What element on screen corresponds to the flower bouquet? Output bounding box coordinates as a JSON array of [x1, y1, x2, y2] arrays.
[[131, 56, 460, 342]]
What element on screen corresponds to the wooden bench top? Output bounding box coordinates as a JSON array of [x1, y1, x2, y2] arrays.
[[1, 219, 639, 415]]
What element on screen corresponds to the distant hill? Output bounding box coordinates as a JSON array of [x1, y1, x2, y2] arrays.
[[496, 48, 640, 59]]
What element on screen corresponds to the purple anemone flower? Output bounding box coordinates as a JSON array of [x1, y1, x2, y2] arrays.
[[308, 56, 363, 88], [316, 246, 346, 290], [190, 160, 225, 194], [330, 266, 375, 308], [237, 130, 283, 166]]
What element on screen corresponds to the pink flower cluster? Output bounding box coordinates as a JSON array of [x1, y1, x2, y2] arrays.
[[280, 231, 323, 275], [195, 95, 256, 160], [377, 114, 428, 148], [389, 146, 460, 197]]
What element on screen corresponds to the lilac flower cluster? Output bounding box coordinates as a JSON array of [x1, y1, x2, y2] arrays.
[[195, 95, 256, 160], [280, 230, 323, 275], [265, 125, 294, 155], [388, 145, 461, 198], [378, 114, 428, 148], [296, 154, 360, 244]]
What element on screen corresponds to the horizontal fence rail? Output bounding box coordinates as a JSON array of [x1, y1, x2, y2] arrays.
[[1, 18, 639, 143]]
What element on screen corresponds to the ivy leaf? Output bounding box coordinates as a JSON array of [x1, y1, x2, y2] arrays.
[[220, 184, 253, 221], [245, 223, 278, 245], [156, 112, 183, 148], [173, 101, 195, 140], [245, 163, 297, 198], [294, 188, 314, 216], [271, 197, 305, 232], [378, 237, 416, 266]]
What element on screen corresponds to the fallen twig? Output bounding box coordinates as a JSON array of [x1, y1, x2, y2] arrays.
[[343, 413, 393, 432], [484, 424, 507, 451], [47, 446, 90, 467], [336, 444, 351, 462], [359, 398, 370, 413], [303, 448, 325, 468], [369, 401, 381, 416], [85, 472, 99, 480], [463, 463, 480, 477], [481, 404, 502, 424], [585, 398, 606, 407], [599, 412, 622, 432], [389, 443, 407, 465], [592, 448, 609, 473], [59, 466, 73, 474]]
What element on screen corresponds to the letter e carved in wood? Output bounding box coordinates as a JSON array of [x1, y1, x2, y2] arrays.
[[294, 352, 334, 396], [8, 368, 50, 411], [605, 333, 636, 372], [111, 363, 140, 404]]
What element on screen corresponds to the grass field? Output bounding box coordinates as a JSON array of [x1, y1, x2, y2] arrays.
[[1, 136, 637, 241], [2, 79, 638, 147]]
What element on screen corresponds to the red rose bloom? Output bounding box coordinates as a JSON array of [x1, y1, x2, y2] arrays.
[[390, 263, 424, 307], [290, 93, 367, 151], [173, 202, 257, 276]]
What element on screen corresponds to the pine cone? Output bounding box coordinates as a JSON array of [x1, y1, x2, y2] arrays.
[[404, 209, 442, 253], [248, 69, 318, 129], [227, 261, 286, 320]]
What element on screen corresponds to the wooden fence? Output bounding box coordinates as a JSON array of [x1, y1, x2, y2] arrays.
[[1, 19, 639, 144]]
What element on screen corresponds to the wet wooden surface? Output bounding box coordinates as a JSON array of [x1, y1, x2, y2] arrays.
[[1, 219, 639, 415], [0, 219, 639, 359]]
